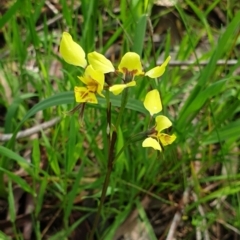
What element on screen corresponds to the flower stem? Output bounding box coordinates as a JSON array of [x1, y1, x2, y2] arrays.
[[88, 131, 117, 240], [115, 88, 128, 129], [88, 89, 129, 239]]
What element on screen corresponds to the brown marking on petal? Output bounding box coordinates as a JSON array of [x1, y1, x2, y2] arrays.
[[121, 68, 139, 82], [86, 79, 99, 93], [88, 85, 98, 93], [121, 67, 128, 74], [158, 134, 173, 146], [79, 91, 96, 102], [75, 89, 90, 100], [148, 132, 158, 138], [163, 135, 171, 143], [85, 97, 93, 102], [131, 69, 138, 75]]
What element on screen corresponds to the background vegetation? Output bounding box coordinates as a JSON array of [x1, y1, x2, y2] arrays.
[[0, 0, 240, 239]]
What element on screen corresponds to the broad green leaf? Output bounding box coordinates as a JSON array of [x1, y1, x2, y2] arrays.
[[133, 14, 148, 55], [20, 91, 74, 124], [19, 92, 147, 128]]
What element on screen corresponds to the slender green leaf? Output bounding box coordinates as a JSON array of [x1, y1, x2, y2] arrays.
[[0, 168, 34, 195], [203, 119, 240, 144], [136, 199, 158, 240], [0, 0, 21, 29], [64, 166, 84, 222], [177, 10, 240, 128], [185, 78, 227, 113], [66, 117, 77, 173], [8, 181, 16, 223], [0, 146, 31, 169]]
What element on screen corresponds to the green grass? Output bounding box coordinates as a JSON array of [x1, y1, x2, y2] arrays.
[[0, 0, 240, 239]]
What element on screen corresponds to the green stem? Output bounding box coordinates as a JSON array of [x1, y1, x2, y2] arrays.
[[115, 88, 129, 129], [88, 89, 129, 239], [88, 131, 117, 240], [105, 90, 111, 146]]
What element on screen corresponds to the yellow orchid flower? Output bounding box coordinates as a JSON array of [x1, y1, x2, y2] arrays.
[[118, 52, 144, 78], [60, 32, 114, 73], [142, 115, 176, 151], [109, 52, 143, 95], [143, 89, 162, 116], [142, 89, 176, 151], [74, 65, 104, 104], [109, 53, 171, 95]]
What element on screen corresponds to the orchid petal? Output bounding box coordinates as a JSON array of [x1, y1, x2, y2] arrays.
[[145, 56, 171, 78], [155, 115, 172, 133], [109, 84, 127, 95], [109, 81, 136, 95], [85, 65, 105, 86], [78, 65, 105, 97], [158, 133, 176, 146], [88, 51, 115, 73], [118, 52, 144, 76], [143, 89, 162, 116], [60, 32, 87, 68], [142, 137, 162, 151], [126, 81, 136, 87], [74, 87, 98, 103]]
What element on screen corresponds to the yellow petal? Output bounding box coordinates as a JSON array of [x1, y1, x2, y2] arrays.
[[155, 115, 172, 133], [143, 89, 162, 116], [118, 52, 144, 76], [78, 76, 90, 86], [74, 87, 98, 103], [145, 56, 171, 78], [109, 81, 136, 95], [78, 65, 104, 94], [85, 65, 104, 86], [88, 51, 115, 73], [126, 81, 136, 87], [158, 133, 176, 146], [60, 32, 87, 68], [142, 137, 162, 151], [109, 84, 127, 95]]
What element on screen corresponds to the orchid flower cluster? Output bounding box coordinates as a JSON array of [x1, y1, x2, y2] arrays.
[[60, 32, 176, 151]]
